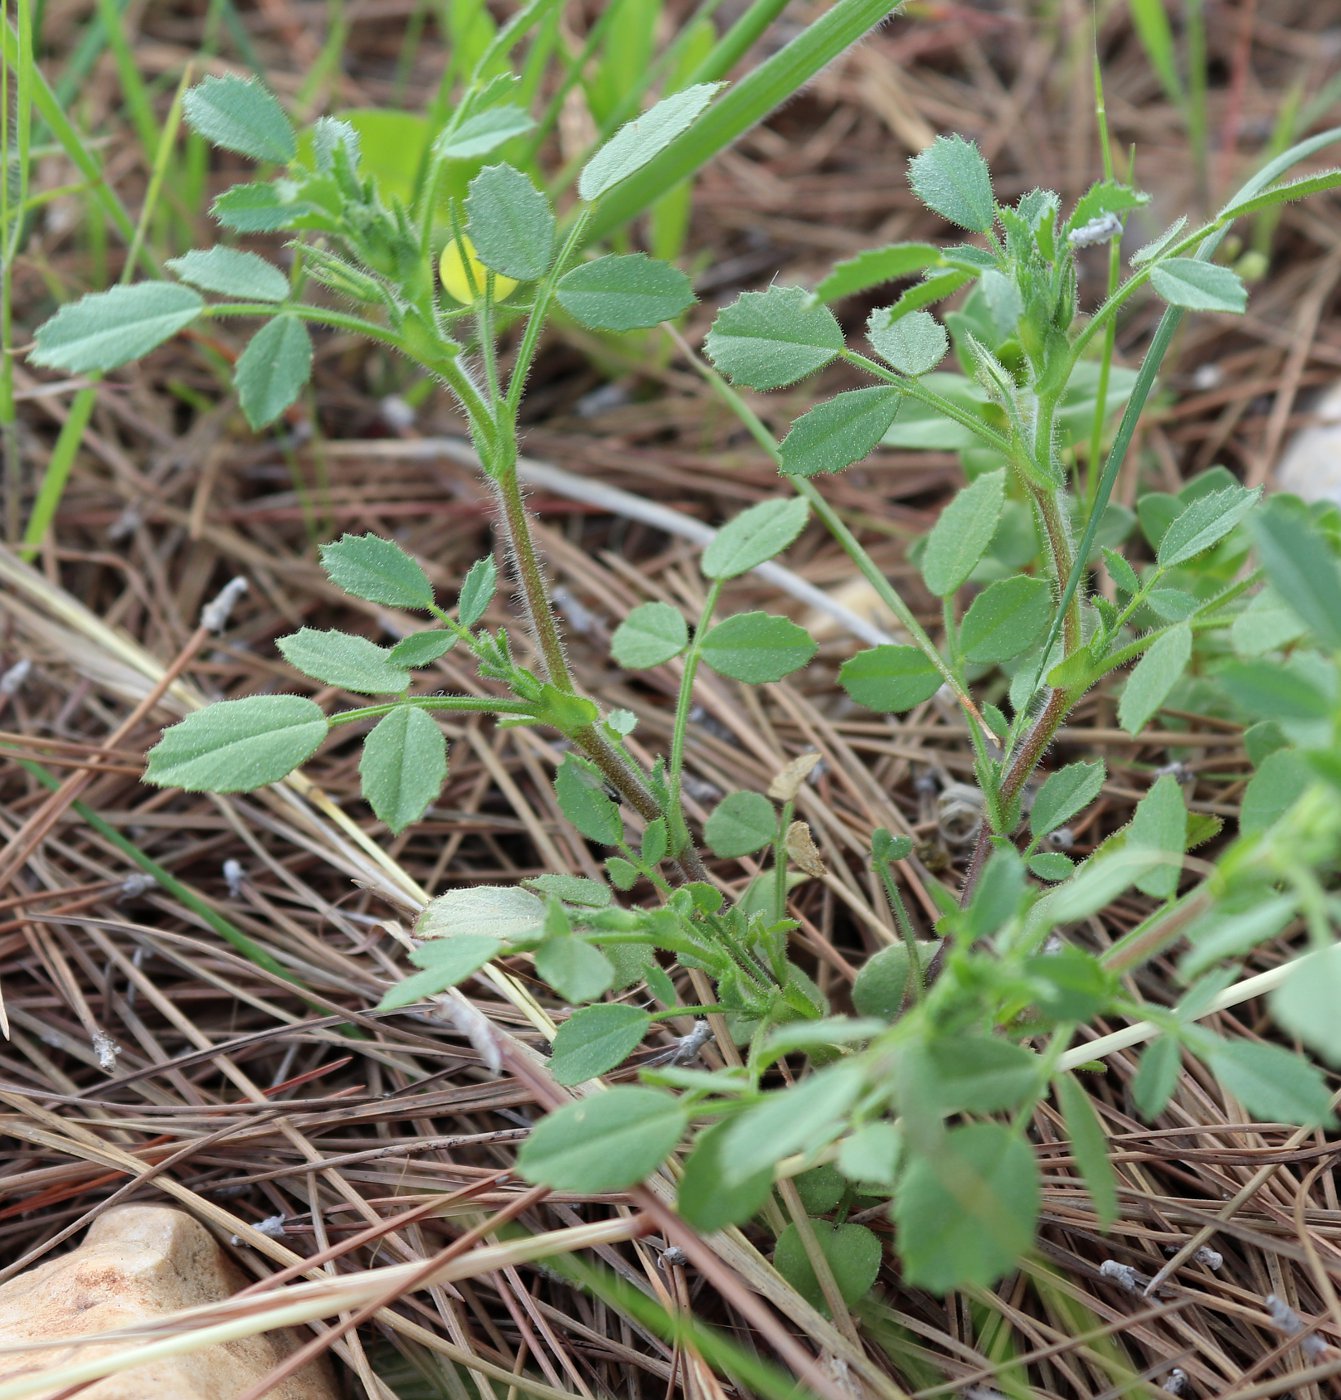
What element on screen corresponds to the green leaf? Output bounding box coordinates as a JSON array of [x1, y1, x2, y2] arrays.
[[867, 307, 948, 376], [465, 163, 555, 282], [704, 285, 844, 390], [1249, 501, 1341, 649], [837, 1121, 902, 1186], [1029, 852, 1074, 881], [387, 631, 455, 667], [579, 83, 723, 201], [894, 1123, 1040, 1292], [1030, 759, 1105, 839], [909, 1035, 1040, 1115], [717, 1064, 865, 1185], [235, 315, 311, 429], [1241, 749, 1310, 834], [166, 247, 289, 302], [416, 885, 546, 942], [1056, 1072, 1118, 1229], [921, 468, 1006, 597], [1231, 587, 1308, 658], [852, 944, 933, 1020], [611, 601, 688, 668], [320, 533, 434, 610], [1205, 1039, 1335, 1126], [702, 498, 810, 579], [1132, 1036, 1181, 1119], [555, 754, 623, 845], [277, 628, 411, 694], [556, 253, 694, 331], [517, 1086, 687, 1192], [457, 555, 496, 627], [534, 935, 615, 1004], [212, 182, 303, 233], [678, 1119, 775, 1232], [523, 874, 611, 907], [699, 612, 817, 684], [436, 104, 535, 159], [1102, 546, 1141, 597], [1024, 947, 1113, 1020], [774, 1221, 881, 1315], [961, 575, 1053, 664], [1220, 659, 1332, 721], [376, 934, 500, 1011], [31, 283, 204, 373], [816, 241, 943, 302], [839, 645, 942, 713], [1127, 774, 1186, 899], [1149, 258, 1247, 314], [704, 791, 777, 859], [1065, 180, 1150, 234], [1118, 624, 1191, 735], [907, 134, 996, 233], [1130, 215, 1188, 266], [144, 695, 326, 792], [549, 1004, 651, 1085], [1156, 485, 1261, 568], [777, 387, 901, 479], [1180, 894, 1297, 978], [1271, 946, 1341, 1068], [359, 705, 447, 834], [183, 75, 295, 163]]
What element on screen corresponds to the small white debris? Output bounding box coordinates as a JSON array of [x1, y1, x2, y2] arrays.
[[231, 1213, 289, 1247], [552, 585, 598, 637], [92, 1029, 122, 1075], [1047, 827, 1075, 851], [1068, 212, 1124, 249], [107, 504, 142, 542], [937, 782, 984, 846], [1192, 363, 1223, 391], [1100, 1259, 1142, 1293], [1161, 1368, 1189, 1394], [379, 394, 416, 433], [222, 859, 246, 898], [0, 658, 31, 696], [117, 873, 156, 901], [659, 1245, 689, 1270], [1155, 761, 1193, 784], [201, 577, 249, 634], [439, 995, 503, 1075], [1193, 1245, 1222, 1271]]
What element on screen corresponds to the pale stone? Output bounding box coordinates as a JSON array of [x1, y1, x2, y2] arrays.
[[1275, 382, 1341, 506], [0, 1204, 337, 1399]]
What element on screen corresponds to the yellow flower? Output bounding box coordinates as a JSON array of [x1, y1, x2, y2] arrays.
[[438, 236, 517, 304]]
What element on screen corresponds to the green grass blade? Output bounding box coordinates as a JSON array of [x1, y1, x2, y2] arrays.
[[585, 0, 901, 243], [1127, 0, 1183, 104]]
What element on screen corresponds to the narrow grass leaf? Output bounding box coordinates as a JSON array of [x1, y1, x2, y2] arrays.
[[167, 247, 290, 302], [277, 628, 411, 694], [702, 498, 810, 579], [31, 283, 204, 373], [699, 613, 816, 684], [1057, 1072, 1118, 1229], [557, 253, 694, 330], [144, 696, 326, 792], [320, 533, 434, 609], [921, 468, 1006, 597], [778, 387, 900, 478], [1118, 624, 1191, 734], [839, 645, 943, 713], [517, 1087, 687, 1191], [704, 285, 844, 390], [579, 83, 722, 201], [611, 601, 688, 668], [235, 315, 312, 428], [465, 163, 555, 281], [1149, 258, 1247, 314], [183, 74, 295, 162], [359, 706, 447, 834]]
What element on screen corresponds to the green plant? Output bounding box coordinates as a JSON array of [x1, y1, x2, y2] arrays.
[[27, 47, 1341, 1305]]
